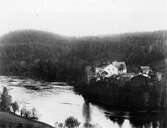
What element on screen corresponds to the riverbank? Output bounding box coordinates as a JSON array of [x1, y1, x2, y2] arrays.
[[0, 111, 54, 128], [75, 74, 166, 111]]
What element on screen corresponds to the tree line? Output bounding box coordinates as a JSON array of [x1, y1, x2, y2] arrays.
[[0, 30, 166, 81]]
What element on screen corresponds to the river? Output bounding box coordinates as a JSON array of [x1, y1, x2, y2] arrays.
[[0, 76, 166, 128]]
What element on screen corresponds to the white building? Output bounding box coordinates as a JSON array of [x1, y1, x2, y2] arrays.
[[95, 61, 127, 79], [103, 64, 119, 78], [112, 61, 127, 74]]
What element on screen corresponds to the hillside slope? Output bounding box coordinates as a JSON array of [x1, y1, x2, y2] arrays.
[[0, 111, 53, 128], [0, 30, 167, 81]]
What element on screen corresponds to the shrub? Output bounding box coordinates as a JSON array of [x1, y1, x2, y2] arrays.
[[12, 101, 19, 114], [65, 116, 80, 128]]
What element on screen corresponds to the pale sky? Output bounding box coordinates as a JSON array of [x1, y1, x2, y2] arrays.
[[0, 0, 167, 36]]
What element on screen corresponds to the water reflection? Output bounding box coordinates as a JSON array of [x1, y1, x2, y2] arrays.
[[129, 112, 160, 128], [105, 109, 167, 128], [82, 98, 167, 128], [82, 99, 92, 127]]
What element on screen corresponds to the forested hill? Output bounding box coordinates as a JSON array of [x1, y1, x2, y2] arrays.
[[0, 30, 167, 81]]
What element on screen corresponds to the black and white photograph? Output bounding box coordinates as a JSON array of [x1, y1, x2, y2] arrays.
[[0, 0, 167, 128]]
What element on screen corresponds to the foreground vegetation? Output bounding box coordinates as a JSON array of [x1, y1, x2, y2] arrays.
[[0, 30, 166, 81], [55, 116, 103, 128], [0, 111, 53, 128]]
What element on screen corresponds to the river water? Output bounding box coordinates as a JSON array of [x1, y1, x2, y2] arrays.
[[0, 76, 166, 128]]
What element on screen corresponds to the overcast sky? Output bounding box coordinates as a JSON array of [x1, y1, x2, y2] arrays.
[[0, 0, 167, 36]]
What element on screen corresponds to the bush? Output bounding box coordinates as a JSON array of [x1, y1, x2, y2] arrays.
[[20, 106, 39, 120], [55, 122, 64, 128], [65, 116, 80, 128], [31, 107, 39, 120], [12, 101, 19, 114]]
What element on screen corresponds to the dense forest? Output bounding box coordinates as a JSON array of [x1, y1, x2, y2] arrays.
[[0, 30, 167, 81]]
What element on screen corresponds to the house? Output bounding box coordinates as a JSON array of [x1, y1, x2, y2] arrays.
[[95, 67, 108, 80], [112, 61, 127, 74], [94, 61, 127, 80], [140, 66, 152, 75], [95, 64, 119, 79], [103, 64, 119, 78]]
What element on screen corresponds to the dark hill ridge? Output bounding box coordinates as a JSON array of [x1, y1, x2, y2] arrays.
[[0, 30, 71, 44], [0, 30, 167, 81]]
